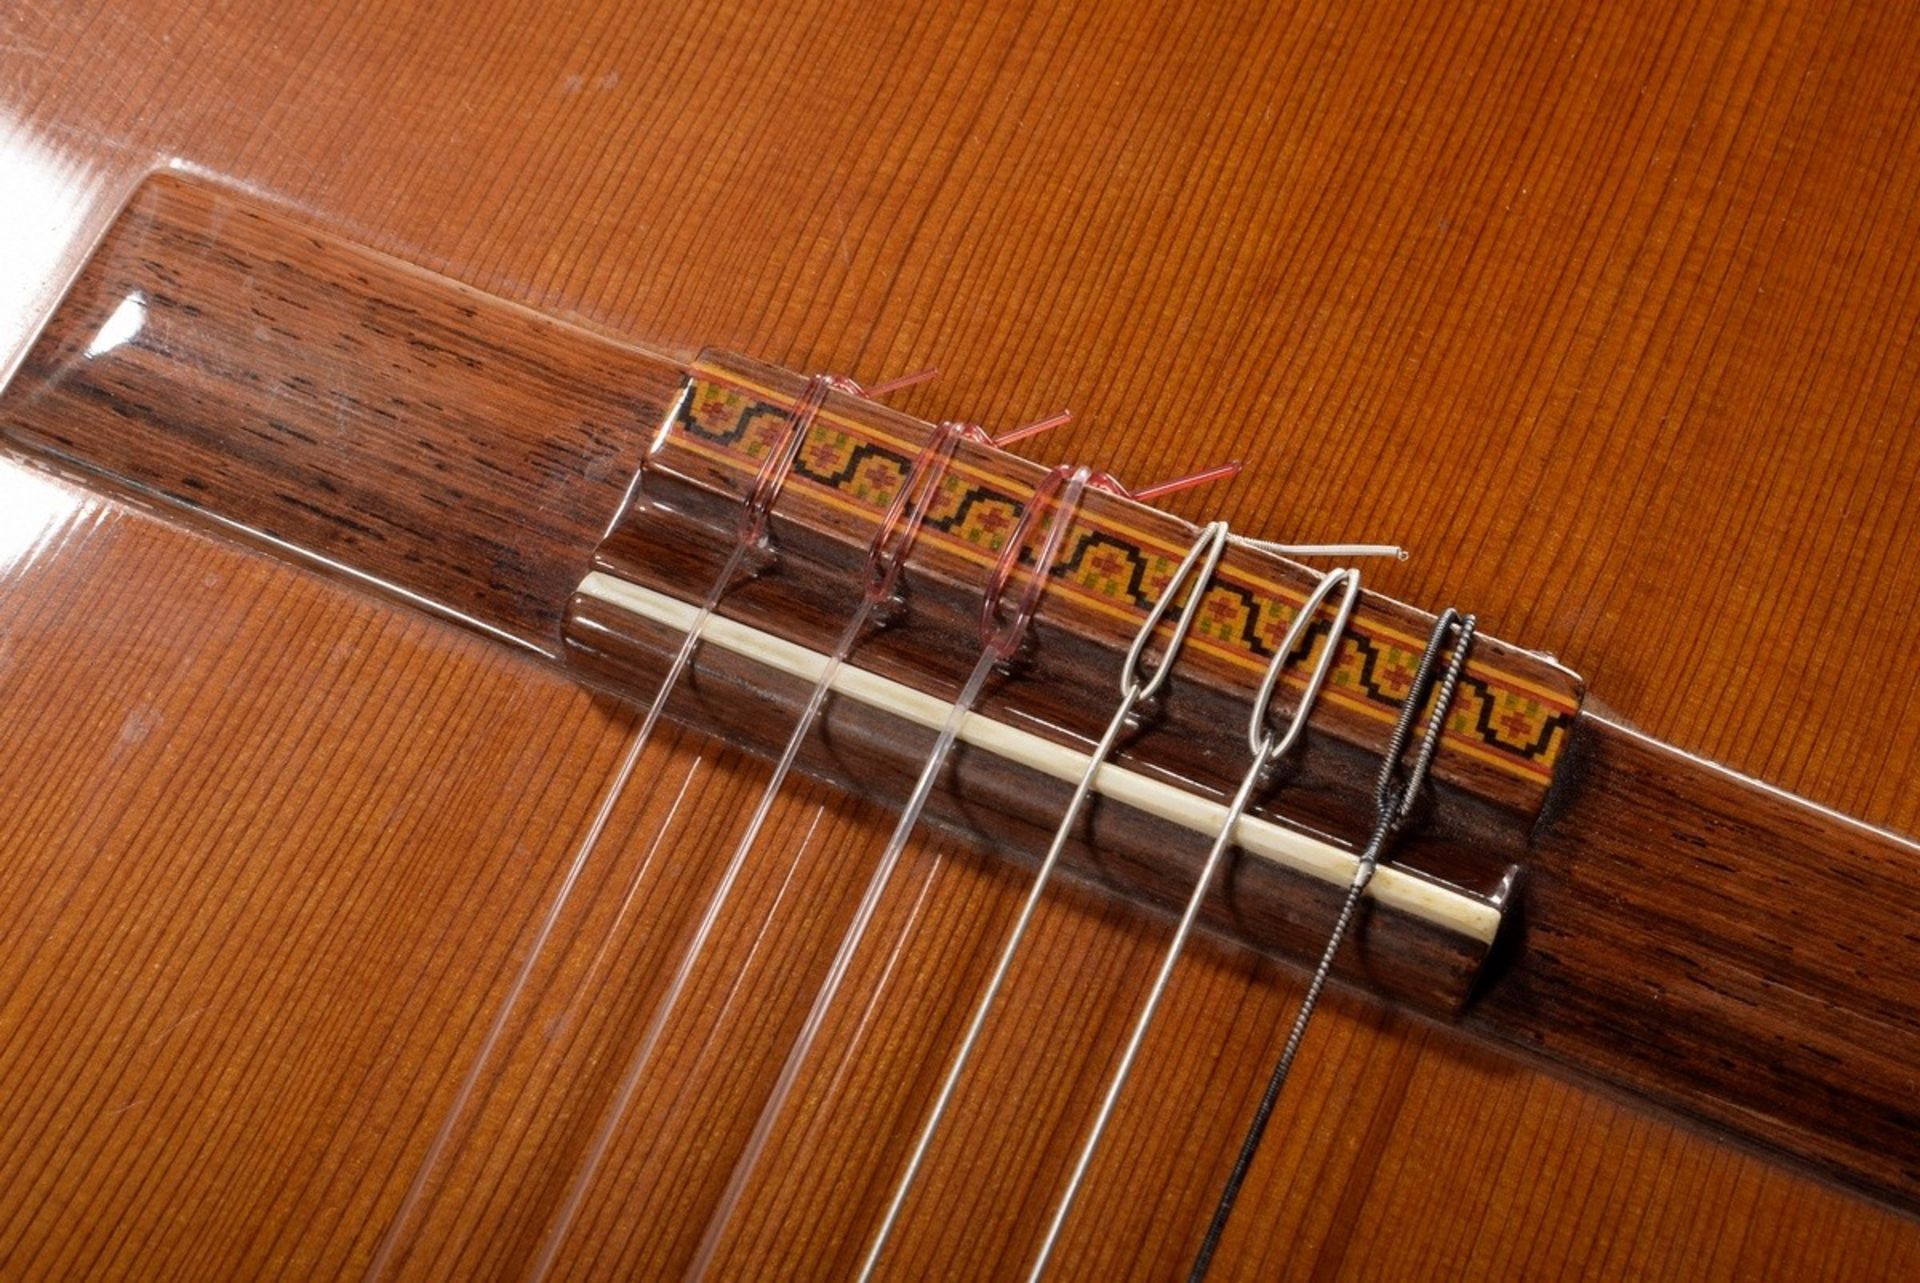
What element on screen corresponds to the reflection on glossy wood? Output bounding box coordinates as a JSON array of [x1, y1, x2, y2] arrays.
[[2, 0, 1919, 1277], [0, 470, 1913, 1280], [9, 175, 1917, 1218]]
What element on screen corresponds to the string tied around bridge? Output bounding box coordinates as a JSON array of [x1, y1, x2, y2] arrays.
[[369, 363, 920, 1282], [1025, 561, 1365, 1280], [524, 407, 1078, 1279], [1188, 607, 1477, 1281], [683, 461, 1101, 1276], [857, 517, 1237, 1280]]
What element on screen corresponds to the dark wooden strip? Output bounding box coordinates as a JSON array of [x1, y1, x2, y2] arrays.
[[1470, 715, 1920, 1208], [563, 587, 1494, 1014], [5, 171, 1917, 1217], [657, 349, 1584, 823], [0, 173, 685, 653], [591, 437, 1532, 904]]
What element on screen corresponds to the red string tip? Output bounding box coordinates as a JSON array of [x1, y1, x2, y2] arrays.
[[862, 366, 941, 398], [991, 409, 1073, 447], [1126, 460, 1244, 502]]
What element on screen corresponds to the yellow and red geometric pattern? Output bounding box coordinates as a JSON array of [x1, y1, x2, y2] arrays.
[[673, 370, 1578, 785]]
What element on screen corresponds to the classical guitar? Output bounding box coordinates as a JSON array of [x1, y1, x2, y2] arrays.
[[0, 3, 1916, 1280]]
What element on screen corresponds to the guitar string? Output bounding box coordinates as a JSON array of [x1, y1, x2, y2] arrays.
[[370, 358, 1395, 1276], [523, 420, 978, 1279], [684, 464, 1096, 1280], [1028, 564, 1364, 1280], [855, 519, 1234, 1281], [363, 374, 834, 1281], [1188, 609, 1476, 1281]]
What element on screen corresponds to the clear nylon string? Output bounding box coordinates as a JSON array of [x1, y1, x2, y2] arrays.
[[525, 426, 969, 1279], [686, 466, 1093, 1279], [857, 521, 1233, 1281], [1026, 566, 1362, 1280], [685, 646, 1000, 1279], [365, 534, 759, 1281], [364, 378, 828, 1282]]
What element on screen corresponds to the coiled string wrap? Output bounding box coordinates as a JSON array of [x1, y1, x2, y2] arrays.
[[856, 520, 1235, 1281], [862, 420, 970, 614], [977, 464, 1094, 664], [521, 403, 975, 1283], [684, 464, 1097, 1280], [1189, 608, 1478, 1281], [1027, 563, 1365, 1280]]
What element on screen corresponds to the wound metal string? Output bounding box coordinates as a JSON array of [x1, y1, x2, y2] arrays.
[[857, 520, 1234, 1281], [1027, 564, 1363, 1281], [1187, 609, 1477, 1281], [364, 374, 834, 1282], [686, 465, 1095, 1280]]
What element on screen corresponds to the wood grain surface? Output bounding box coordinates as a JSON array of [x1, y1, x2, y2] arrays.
[[2, 0, 1919, 1278], [11, 172, 1918, 1212]]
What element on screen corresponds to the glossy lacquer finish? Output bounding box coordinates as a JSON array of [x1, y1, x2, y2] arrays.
[[2, 0, 1920, 1279]]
